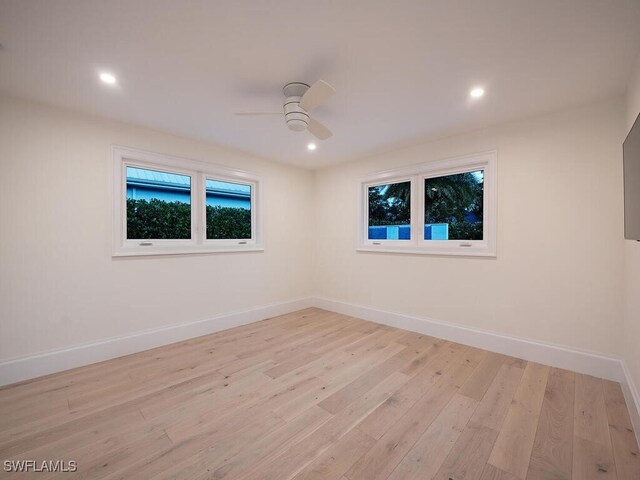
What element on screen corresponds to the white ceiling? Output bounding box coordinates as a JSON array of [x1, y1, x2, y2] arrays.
[[1, 1, 639, 169]]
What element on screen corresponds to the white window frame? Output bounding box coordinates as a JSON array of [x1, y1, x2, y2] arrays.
[[364, 177, 417, 247], [357, 151, 497, 257], [113, 146, 263, 257], [200, 175, 257, 247]]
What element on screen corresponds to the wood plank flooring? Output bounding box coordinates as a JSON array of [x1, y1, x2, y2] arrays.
[[0, 308, 638, 479]]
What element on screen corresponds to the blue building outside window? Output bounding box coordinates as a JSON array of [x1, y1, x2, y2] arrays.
[[126, 167, 251, 209]]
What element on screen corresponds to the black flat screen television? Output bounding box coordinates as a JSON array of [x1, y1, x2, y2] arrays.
[[624, 112, 640, 241]]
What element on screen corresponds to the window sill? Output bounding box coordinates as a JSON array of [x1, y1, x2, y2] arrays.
[[356, 246, 496, 257], [112, 245, 264, 257]]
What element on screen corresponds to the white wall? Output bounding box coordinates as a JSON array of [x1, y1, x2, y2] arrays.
[[625, 54, 640, 398], [0, 95, 313, 361], [313, 98, 626, 355], [0, 92, 631, 382]]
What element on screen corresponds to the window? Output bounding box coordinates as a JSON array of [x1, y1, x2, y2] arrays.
[[358, 151, 496, 256], [205, 179, 252, 240], [368, 181, 412, 242], [424, 170, 484, 241], [113, 146, 262, 256], [126, 166, 193, 240]]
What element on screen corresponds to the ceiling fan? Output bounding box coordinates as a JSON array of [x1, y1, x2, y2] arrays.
[[234, 80, 335, 140]]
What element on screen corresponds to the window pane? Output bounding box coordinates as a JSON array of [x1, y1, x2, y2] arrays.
[[368, 181, 411, 240], [126, 166, 191, 239], [206, 179, 252, 239], [424, 170, 483, 240]]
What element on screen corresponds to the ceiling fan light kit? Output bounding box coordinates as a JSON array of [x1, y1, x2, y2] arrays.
[[235, 79, 335, 140], [283, 82, 311, 132]]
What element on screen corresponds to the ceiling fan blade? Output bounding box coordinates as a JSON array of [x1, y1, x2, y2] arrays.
[[308, 117, 333, 140], [234, 112, 283, 116], [299, 80, 335, 112]]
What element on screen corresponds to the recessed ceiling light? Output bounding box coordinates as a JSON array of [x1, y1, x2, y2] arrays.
[[307, 143, 317, 151], [99, 72, 117, 85], [470, 87, 485, 98]]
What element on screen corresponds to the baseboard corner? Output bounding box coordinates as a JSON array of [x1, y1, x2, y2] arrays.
[[621, 360, 640, 448]]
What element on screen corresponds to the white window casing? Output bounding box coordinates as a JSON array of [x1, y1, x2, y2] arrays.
[[357, 151, 497, 257], [113, 146, 263, 257]]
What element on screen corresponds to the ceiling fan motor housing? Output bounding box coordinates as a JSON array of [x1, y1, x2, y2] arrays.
[[283, 82, 310, 132]]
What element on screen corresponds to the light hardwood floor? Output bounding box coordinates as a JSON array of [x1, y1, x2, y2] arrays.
[[0, 308, 639, 479]]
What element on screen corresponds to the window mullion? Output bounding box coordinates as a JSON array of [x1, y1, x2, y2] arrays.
[[410, 177, 419, 246], [418, 175, 425, 247], [195, 172, 204, 245]]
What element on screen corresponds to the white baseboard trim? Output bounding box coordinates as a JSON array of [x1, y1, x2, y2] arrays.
[[0, 297, 313, 387], [3, 294, 639, 448], [313, 296, 640, 445], [312, 296, 625, 382], [621, 361, 640, 448]]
